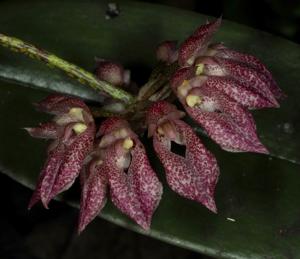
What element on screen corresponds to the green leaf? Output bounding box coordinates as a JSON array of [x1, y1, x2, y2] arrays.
[[0, 1, 300, 258]]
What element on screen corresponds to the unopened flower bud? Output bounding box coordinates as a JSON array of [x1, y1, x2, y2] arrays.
[[156, 41, 178, 64], [95, 59, 129, 86]]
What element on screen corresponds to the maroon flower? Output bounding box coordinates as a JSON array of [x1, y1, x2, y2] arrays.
[[170, 68, 269, 153], [176, 18, 283, 105], [167, 17, 285, 153], [24, 17, 284, 232], [78, 118, 162, 232], [25, 94, 95, 208], [146, 101, 219, 212]]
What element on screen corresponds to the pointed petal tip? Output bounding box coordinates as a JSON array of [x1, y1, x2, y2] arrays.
[[42, 203, 50, 210], [23, 127, 33, 135], [200, 196, 218, 213], [77, 206, 97, 235], [179, 17, 222, 66], [256, 145, 269, 155], [23, 127, 42, 139], [139, 220, 151, 231], [213, 16, 222, 28], [28, 192, 40, 210], [272, 99, 280, 108], [41, 197, 50, 210], [23, 123, 58, 139], [207, 205, 217, 214], [247, 140, 269, 154], [243, 144, 269, 155], [77, 218, 87, 235], [266, 101, 280, 109], [77, 228, 84, 236]]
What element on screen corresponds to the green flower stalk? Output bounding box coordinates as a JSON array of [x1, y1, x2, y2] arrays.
[[0, 33, 135, 103]]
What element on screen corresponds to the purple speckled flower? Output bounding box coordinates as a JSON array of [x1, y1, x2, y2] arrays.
[[146, 101, 219, 212], [25, 17, 284, 232], [78, 118, 162, 232], [170, 67, 269, 153], [167, 17, 284, 153], [26, 94, 95, 208]]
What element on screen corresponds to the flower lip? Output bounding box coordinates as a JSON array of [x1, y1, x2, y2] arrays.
[[195, 56, 219, 66], [146, 101, 185, 138], [97, 117, 137, 149], [151, 112, 220, 213]]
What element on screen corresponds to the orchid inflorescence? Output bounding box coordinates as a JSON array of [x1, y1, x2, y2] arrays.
[[25, 18, 284, 233]]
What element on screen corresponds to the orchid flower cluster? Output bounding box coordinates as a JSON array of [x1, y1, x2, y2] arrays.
[[25, 18, 284, 232]]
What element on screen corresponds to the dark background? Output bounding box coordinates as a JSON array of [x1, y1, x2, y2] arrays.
[[141, 0, 300, 44], [1, 1, 299, 259]]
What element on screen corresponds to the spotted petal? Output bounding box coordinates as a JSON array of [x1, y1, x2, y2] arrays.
[[171, 67, 275, 110], [28, 143, 66, 209], [153, 118, 219, 212], [205, 57, 279, 106], [103, 143, 148, 229], [127, 138, 163, 225], [178, 18, 221, 66], [101, 118, 162, 230], [78, 158, 107, 233], [193, 17, 222, 37], [24, 122, 58, 139], [45, 124, 95, 205], [212, 45, 285, 99], [184, 85, 268, 153], [191, 76, 276, 109], [28, 122, 79, 208]]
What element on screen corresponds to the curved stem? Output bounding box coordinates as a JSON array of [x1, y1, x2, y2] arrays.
[[0, 33, 135, 104], [137, 62, 178, 101]]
